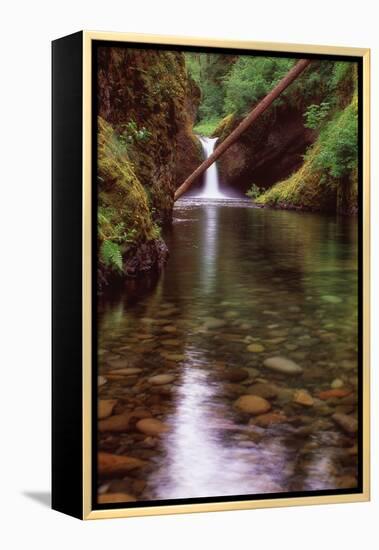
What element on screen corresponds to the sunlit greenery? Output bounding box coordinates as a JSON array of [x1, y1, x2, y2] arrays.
[[246, 184, 264, 200], [314, 95, 358, 178], [223, 57, 295, 115], [97, 117, 160, 276], [304, 102, 331, 129], [193, 117, 222, 137]]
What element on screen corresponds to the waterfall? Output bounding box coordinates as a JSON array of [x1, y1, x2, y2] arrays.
[[196, 137, 226, 199]]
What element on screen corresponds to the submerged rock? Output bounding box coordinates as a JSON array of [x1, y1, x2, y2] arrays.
[[108, 367, 142, 376], [98, 452, 147, 477], [234, 395, 271, 415], [252, 411, 288, 427], [161, 339, 181, 347], [98, 492, 137, 504], [99, 412, 131, 432], [107, 358, 128, 369], [263, 356, 303, 374], [136, 418, 170, 436], [322, 295, 342, 304], [331, 378, 345, 389], [98, 376, 107, 387], [162, 325, 177, 333], [148, 374, 176, 385], [332, 413, 358, 434], [246, 383, 279, 399], [203, 317, 227, 329], [98, 399, 118, 420], [220, 368, 248, 383], [247, 343, 265, 353], [318, 389, 352, 400], [293, 389, 314, 407]]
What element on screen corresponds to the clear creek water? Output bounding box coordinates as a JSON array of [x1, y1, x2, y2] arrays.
[[97, 198, 359, 503]]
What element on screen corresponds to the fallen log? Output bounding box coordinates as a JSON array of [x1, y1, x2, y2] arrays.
[[174, 58, 311, 201]]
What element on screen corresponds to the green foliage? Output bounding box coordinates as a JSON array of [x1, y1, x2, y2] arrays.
[[246, 184, 264, 200], [193, 117, 222, 137], [304, 102, 331, 129], [185, 53, 235, 124], [98, 206, 138, 243], [313, 95, 358, 178], [223, 57, 295, 115], [119, 120, 152, 145], [185, 53, 201, 84], [329, 62, 351, 90], [100, 240, 123, 272]]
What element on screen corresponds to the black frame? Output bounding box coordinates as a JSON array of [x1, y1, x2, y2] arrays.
[[52, 32, 365, 519], [91, 40, 364, 511]]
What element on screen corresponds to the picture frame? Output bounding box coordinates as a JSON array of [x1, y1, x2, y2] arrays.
[[52, 31, 370, 520]]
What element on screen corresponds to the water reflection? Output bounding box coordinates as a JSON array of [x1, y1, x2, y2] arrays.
[[150, 346, 293, 499], [200, 204, 219, 291]]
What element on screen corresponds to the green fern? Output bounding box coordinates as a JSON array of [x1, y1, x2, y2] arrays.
[[100, 240, 123, 272]]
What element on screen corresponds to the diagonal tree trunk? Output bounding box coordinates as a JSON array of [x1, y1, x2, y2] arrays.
[[174, 58, 311, 201]]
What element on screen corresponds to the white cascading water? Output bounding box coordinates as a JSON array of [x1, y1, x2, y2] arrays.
[[196, 137, 226, 199]]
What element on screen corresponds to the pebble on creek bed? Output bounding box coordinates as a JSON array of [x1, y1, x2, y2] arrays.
[[234, 395, 272, 415], [136, 418, 170, 436], [263, 356, 304, 375]]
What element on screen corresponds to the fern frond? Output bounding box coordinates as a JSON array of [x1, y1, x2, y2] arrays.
[[100, 240, 123, 272]]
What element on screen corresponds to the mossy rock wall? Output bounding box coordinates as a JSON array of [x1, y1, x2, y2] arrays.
[[255, 144, 338, 213], [255, 94, 358, 215], [97, 117, 169, 286], [215, 103, 315, 192], [97, 46, 202, 223]]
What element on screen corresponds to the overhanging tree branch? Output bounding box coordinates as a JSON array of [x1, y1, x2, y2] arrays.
[[174, 58, 312, 201]]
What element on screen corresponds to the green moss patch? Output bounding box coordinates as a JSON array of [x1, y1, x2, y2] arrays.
[[97, 117, 159, 276]]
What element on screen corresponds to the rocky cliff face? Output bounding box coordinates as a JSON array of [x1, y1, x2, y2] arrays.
[[97, 47, 202, 287], [215, 106, 316, 191], [256, 93, 358, 215], [97, 46, 202, 224]]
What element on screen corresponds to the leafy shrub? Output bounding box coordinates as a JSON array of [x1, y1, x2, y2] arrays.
[[304, 102, 331, 129], [246, 184, 264, 200], [193, 117, 222, 137], [185, 53, 235, 123], [313, 95, 358, 178], [119, 120, 151, 145], [223, 57, 295, 115]]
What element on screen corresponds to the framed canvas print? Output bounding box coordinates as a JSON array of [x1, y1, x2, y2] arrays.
[[52, 31, 370, 520]]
